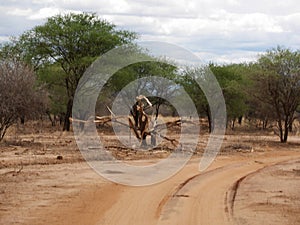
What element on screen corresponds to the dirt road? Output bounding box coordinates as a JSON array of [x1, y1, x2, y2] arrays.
[[96, 152, 300, 225], [2, 149, 298, 225]]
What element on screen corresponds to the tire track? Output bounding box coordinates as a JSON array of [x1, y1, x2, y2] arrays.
[[226, 157, 300, 223], [157, 162, 248, 225], [157, 155, 300, 225]]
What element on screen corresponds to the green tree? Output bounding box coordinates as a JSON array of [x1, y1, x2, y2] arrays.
[[210, 64, 249, 129], [253, 46, 300, 142], [37, 63, 68, 126], [180, 64, 248, 132], [180, 66, 220, 132], [98, 60, 178, 117], [245, 63, 274, 129], [178, 69, 209, 127], [3, 12, 137, 131]]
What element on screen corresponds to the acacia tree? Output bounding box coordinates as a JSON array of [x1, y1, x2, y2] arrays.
[[181, 64, 248, 132], [254, 47, 300, 142], [0, 59, 47, 141], [38, 63, 68, 126], [4, 12, 137, 131], [178, 69, 208, 127], [97, 60, 178, 117], [210, 64, 249, 129]]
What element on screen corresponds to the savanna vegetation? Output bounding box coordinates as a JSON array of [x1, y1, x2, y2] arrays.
[[0, 12, 299, 143]]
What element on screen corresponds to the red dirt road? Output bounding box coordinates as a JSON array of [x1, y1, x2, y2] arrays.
[[2, 149, 299, 225]]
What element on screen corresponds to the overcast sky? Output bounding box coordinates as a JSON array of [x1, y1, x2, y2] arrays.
[[0, 0, 299, 63]]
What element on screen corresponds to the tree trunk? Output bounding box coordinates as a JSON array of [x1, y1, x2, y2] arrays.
[[63, 99, 73, 131], [231, 118, 236, 130], [283, 129, 288, 143], [238, 116, 243, 125], [262, 118, 268, 130], [277, 118, 283, 142], [0, 126, 8, 141], [46, 111, 55, 126], [207, 108, 213, 133], [282, 117, 289, 143], [278, 119, 289, 143], [59, 113, 64, 125], [20, 116, 25, 125], [289, 118, 294, 132]]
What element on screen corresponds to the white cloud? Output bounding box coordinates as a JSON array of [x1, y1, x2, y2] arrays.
[[281, 13, 300, 32], [28, 7, 60, 20], [195, 50, 260, 64], [0, 0, 300, 63], [59, 0, 131, 14], [7, 8, 33, 17], [0, 36, 10, 43], [28, 7, 81, 20]]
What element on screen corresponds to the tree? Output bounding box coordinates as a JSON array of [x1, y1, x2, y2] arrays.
[[98, 60, 178, 117], [245, 63, 275, 129], [3, 12, 137, 131], [254, 47, 300, 142], [37, 63, 68, 126], [178, 68, 209, 127], [210, 64, 249, 129], [181, 64, 248, 132], [0, 59, 47, 141]]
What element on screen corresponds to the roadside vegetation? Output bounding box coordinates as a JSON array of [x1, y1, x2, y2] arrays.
[[0, 12, 299, 143]]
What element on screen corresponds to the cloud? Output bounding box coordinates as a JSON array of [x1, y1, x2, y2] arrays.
[[27, 7, 81, 20], [0, 0, 300, 63], [7, 8, 33, 17], [0, 36, 10, 43], [195, 50, 261, 64], [28, 7, 61, 20]]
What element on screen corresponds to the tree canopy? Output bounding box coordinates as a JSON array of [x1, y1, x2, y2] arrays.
[[0, 59, 47, 141], [2, 12, 137, 131], [252, 47, 300, 142], [0, 12, 299, 143]]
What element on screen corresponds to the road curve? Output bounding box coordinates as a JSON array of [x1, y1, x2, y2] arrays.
[[96, 152, 300, 225], [29, 151, 300, 225]]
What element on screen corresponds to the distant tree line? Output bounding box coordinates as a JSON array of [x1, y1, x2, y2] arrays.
[[0, 12, 299, 142]]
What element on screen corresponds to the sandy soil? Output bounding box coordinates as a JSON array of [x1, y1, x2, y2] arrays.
[[1, 124, 300, 225], [233, 159, 300, 225]]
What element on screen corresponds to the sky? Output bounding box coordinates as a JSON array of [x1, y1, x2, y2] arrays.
[[0, 0, 300, 63]]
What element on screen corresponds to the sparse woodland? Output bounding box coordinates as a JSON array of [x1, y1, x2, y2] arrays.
[[0, 12, 299, 143]]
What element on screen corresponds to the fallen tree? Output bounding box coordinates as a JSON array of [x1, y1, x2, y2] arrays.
[[70, 95, 195, 148]]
